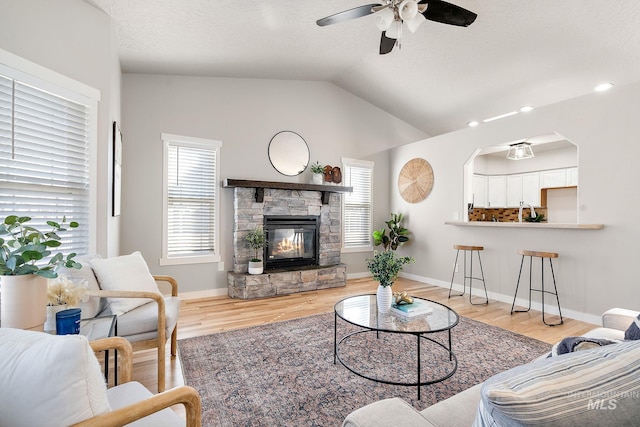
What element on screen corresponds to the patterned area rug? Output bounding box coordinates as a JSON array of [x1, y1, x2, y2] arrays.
[[178, 312, 551, 426]]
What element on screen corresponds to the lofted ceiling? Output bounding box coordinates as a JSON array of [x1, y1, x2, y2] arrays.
[[85, 0, 640, 136]]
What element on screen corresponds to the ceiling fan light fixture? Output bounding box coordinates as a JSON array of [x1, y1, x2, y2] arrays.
[[506, 142, 534, 160], [375, 7, 395, 31], [386, 19, 403, 40], [399, 0, 419, 21], [405, 13, 426, 33]]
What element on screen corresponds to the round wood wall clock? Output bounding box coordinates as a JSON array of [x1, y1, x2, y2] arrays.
[[397, 158, 434, 203]]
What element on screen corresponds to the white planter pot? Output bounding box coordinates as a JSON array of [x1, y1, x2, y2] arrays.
[[312, 173, 323, 185], [0, 275, 48, 330], [376, 284, 393, 314], [44, 304, 69, 332], [248, 260, 264, 275]]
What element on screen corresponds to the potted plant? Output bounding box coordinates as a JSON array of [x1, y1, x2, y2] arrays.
[[0, 215, 82, 329], [366, 250, 414, 313], [310, 161, 324, 185], [373, 213, 410, 251], [245, 226, 268, 275]]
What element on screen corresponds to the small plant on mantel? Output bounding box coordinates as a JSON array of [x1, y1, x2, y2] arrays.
[[245, 226, 268, 274]]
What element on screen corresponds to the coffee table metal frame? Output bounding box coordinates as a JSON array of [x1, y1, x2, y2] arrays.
[[81, 315, 117, 384], [334, 294, 459, 400]]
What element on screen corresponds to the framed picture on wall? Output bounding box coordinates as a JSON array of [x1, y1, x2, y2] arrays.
[[112, 121, 122, 217]]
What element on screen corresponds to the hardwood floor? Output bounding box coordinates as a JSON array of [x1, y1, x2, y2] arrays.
[[129, 277, 598, 396]]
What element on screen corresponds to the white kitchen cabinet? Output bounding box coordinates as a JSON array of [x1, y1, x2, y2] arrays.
[[506, 175, 523, 207], [541, 169, 567, 188], [472, 175, 488, 208], [522, 172, 541, 207], [507, 172, 540, 207], [487, 176, 506, 208]]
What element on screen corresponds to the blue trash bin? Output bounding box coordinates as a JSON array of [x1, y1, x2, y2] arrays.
[[56, 308, 81, 335]]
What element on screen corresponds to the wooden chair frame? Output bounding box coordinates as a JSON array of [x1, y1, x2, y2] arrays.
[[71, 337, 201, 427], [86, 275, 179, 392]]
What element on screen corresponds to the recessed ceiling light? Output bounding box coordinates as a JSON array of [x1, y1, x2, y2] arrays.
[[483, 111, 518, 123], [594, 82, 614, 92], [519, 106, 534, 113], [468, 121, 479, 127]]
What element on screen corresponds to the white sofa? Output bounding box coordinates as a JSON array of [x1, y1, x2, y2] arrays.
[[343, 308, 640, 427]]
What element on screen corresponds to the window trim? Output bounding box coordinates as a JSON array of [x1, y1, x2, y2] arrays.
[[160, 133, 222, 266], [341, 157, 374, 254], [0, 48, 99, 255]]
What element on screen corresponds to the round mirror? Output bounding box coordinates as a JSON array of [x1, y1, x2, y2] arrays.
[[268, 131, 309, 176]]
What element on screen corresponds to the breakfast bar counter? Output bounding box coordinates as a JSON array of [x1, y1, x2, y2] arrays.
[[444, 221, 604, 230]]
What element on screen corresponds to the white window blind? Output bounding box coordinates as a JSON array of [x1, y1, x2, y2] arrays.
[[342, 158, 374, 251], [0, 73, 90, 257], [162, 134, 221, 265]]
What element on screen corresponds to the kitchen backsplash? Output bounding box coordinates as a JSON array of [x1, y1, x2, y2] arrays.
[[468, 207, 548, 223]]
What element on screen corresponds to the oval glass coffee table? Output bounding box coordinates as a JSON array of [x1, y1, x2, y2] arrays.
[[334, 294, 459, 400]]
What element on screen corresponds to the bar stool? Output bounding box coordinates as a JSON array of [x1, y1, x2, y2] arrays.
[[448, 245, 489, 305], [510, 250, 564, 326]]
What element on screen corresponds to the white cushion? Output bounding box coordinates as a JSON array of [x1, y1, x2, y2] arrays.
[[0, 328, 110, 427], [113, 296, 180, 341], [106, 381, 187, 427], [91, 251, 161, 316]]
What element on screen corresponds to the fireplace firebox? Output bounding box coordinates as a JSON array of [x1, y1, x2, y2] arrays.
[[264, 216, 320, 270]]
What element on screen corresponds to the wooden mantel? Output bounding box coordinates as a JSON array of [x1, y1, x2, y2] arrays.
[[222, 179, 353, 204]]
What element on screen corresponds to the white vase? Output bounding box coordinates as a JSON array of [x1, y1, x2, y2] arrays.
[[248, 260, 264, 275], [0, 275, 48, 330], [312, 173, 323, 185], [44, 304, 69, 332], [376, 284, 393, 313]]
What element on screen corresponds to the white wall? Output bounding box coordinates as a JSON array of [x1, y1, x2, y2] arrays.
[[121, 74, 426, 293], [0, 0, 121, 256], [389, 81, 640, 322]]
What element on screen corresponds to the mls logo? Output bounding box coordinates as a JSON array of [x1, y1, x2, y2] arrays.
[[587, 399, 617, 410]]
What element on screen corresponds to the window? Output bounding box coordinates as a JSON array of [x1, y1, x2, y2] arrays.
[[341, 158, 374, 252], [0, 53, 98, 257], [161, 133, 221, 265]]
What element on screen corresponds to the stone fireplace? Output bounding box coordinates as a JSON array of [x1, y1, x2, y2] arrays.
[[224, 179, 351, 299]]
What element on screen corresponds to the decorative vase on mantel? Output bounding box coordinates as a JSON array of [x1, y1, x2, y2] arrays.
[[0, 274, 48, 330], [376, 283, 393, 313], [311, 173, 323, 185]]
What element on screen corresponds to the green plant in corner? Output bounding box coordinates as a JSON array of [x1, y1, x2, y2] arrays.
[[366, 250, 414, 288], [245, 226, 268, 262], [373, 213, 410, 251], [0, 215, 81, 278]]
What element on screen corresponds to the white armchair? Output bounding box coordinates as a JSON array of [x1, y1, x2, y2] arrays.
[[0, 328, 201, 427], [63, 252, 180, 392]]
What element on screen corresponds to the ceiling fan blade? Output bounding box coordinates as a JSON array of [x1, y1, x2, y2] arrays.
[[418, 0, 477, 27], [316, 3, 383, 26], [379, 32, 396, 55]]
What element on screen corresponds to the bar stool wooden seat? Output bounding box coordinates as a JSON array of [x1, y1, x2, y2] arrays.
[[448, 244, 489, 305], [510, 249, 564, 326]]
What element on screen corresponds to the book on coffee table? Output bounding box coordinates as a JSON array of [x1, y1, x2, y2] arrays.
[[391, 299, 433, 318]]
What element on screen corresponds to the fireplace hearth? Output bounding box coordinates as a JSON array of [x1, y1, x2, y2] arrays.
[[264, 216, 319, 270]]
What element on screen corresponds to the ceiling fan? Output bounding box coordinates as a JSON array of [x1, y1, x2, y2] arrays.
[[316, 0, 477, 54]]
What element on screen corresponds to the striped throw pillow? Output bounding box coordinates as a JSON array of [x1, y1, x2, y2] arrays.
[[473, 340, 640, 426]]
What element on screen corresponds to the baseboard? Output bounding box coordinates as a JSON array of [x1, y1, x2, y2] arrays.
[[399, 272, 602, 326], [179, 288, 229, 300], [346, 271, 372, 280]]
